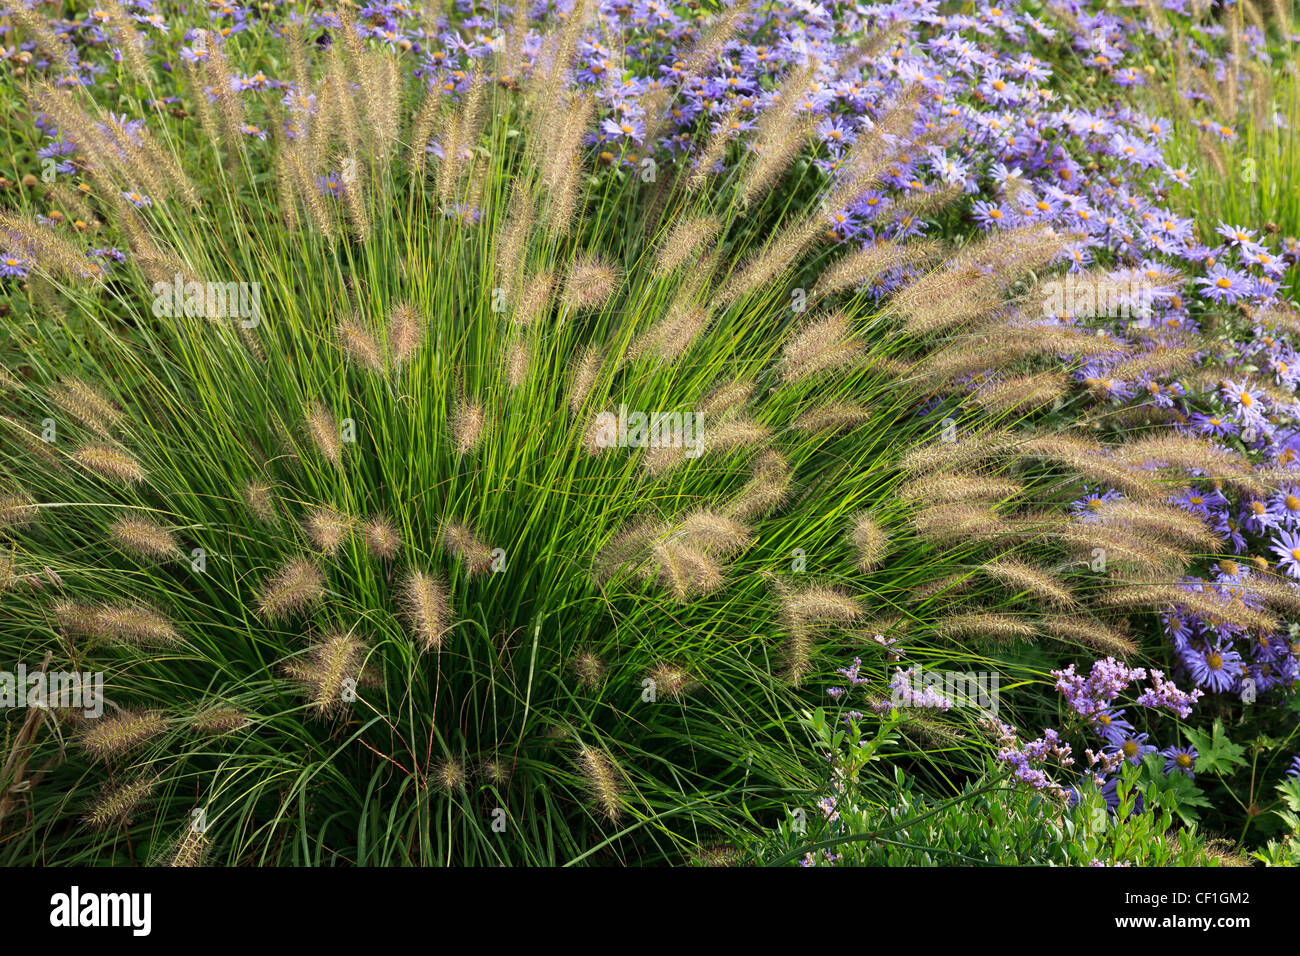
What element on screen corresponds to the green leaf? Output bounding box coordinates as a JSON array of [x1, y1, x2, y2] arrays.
[[1141, 754, 1210, 827], [1182, 719, 1248, 776], [1276, 776, 1300, 814]]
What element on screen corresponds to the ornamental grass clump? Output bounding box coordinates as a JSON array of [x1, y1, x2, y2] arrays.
[[0, 0, 1290, 865]]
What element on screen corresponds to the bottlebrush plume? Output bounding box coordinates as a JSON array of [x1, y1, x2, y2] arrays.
[[0, 490, 37, 529], [738, 74, 816, 206], [896, 427, 1018, 475], [1107, 344, 1199, 382], [1250, 575, 1300, 618], [1044, 615, 1137, 658], [915, 324, 1127, 382], [286, 631, 368, 718], [725, 450, 792, 520], [399, 568, 451, 651], [7, 4, 77, 74], [562, 255, 620, 313], [849, 512, 889, 571], [440, 521, 494, 574], [89, 602, 182, 646], [505, 337, 531, 389], [539, 95, 595, 237], [813, 240, 944, 300], [1098, 584, 1278, 635], [434, 758, 467, 793], [305, 401, 344, 465], [189, 706, 249, 736], [83, 776, 157, 831], [780, 312, 863, 382], [336, 317, 385, 373], [164, 828, 211, 867], [648, 663, 694, 700], [387, 301, 423, 367], [593, 518, 665, 581], [479, 756, 511, 788], [1116, 434, 1249, 480], [74, 444, 146, 484], [110, 513, 179, 560], [676, 509, 753, 556], [50, 379, 123, 436], [364, 515, 402, 561], [1056, 523, 1189, 578], [576, 743, 623, 822], [650, 538, 724, 600], [52, 600, 97, 637], [626, 303, 711, 366], [895, 472, 1023, 505], [780, 585, 864, 625], [689, 106, 742, 192], [0, 213, 95, 282], [714, 214, 821, 307], [306, 505, 353, 555], [892, 269, 1001, 336], [981, 557, 1076, 608], [435, 72, 487, 204], [700, 418, 771, 455], [567, 346, 604, 415], [655, 215, 721, 276], [79, 709, 168, 761], [935, 612, 1036, 645], [495, 184, 536, 296], [243, 481, 277, 524], [971, 372, 1069, 415], [572, 650, 607, 689], [1019, 434, 1163, 500], [1088, 498, 1221, 552], [792, 400, 871, 433], [451, 397, 487, 455], [514, 271, 555, 328], [256, 557, 326, 619], [700, 378, 755, 420], [636, 445, 682, 475], [910, 503, 1010, 546]]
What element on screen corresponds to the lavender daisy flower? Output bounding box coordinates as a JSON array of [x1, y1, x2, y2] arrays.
[[0, 254, 29, 278], [1196, 263, 1251, 304], [1092, 709, 1135, 746], [1162, 745, 1197, 777], [1269, 528, 1300, 578], [1182, 642, 1245, 692], [1109, 733, 1157, 766], [1268, 485, 1300, 526]]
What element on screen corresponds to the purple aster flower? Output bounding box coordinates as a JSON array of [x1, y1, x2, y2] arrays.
[[1091, 709, 1135, 746], [1162, 745, 1198, 777], [0, 254, 29, 278], [1182, 642, 1246, 693], [1196, 263, 1251, 304], [1109, 733, 1157, 766], [1269, 527, 1300, 578], [1268, 485, 1300, 526]]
